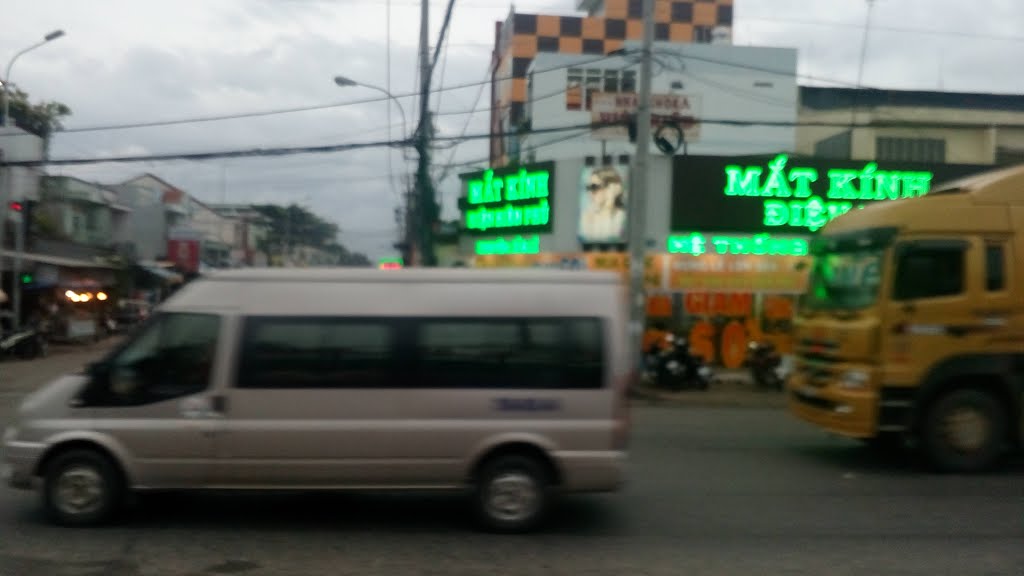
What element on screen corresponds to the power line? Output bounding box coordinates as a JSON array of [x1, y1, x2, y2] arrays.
[[445, 128, 595, 172], [434, 62, 492, 187], [48, 49, 883, 140], [17, 116, 1024, 168], [55, 53, 626, 136], [742, 15, 1024, 44]]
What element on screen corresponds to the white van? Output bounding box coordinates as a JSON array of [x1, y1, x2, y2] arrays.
[[3, 268, 631, 532]]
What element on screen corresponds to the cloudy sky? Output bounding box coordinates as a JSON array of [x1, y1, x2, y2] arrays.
[[3, 0, 1022, 259]]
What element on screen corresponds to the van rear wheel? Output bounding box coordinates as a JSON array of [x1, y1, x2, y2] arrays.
[[476, 454, 549, 533], [43, 449, 122, 526], [922, 388, 1006, 474]]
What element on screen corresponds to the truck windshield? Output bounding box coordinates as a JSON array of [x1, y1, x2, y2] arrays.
[[804, 250, 884, 310]]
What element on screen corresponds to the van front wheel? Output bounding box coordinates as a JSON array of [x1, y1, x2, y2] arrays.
[[43, 449, 122, 526], [476, 454, 549, 533], [922, 388, 1006, 473]]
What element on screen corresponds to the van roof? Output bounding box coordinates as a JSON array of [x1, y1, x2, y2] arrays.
[[201, 267, 623, 285]]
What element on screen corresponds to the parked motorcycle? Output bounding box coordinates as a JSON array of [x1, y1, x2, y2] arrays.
[[746, 340, 784, 390], [0, 324, 49, 361], [652, 333, 712, 392]]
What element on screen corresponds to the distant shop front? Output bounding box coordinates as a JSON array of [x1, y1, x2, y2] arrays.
[[458, 156, 990, 367]]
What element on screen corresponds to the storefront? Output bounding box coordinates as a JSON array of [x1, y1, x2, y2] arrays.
[[11, 252, 122, 341], [459, 155, 991, 367]]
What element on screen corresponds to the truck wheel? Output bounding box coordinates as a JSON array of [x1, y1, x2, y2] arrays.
[[922, 388, 1006, 473], [43, 449, 123, 526], [476, 454, 549, 533]]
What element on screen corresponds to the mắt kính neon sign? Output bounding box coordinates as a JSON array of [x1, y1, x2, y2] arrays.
[[463, 166, 552, 233], [475, 235, 541, 255], [723, 154, 934, 232], [668, 232, 810, 257]]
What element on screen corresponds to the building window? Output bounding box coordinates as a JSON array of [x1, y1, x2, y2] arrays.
[[537, 36, 560, 52], [583, 39, 604, 54], [671, 2, 693, 22], [513, 13, 537, 35], [695, 25, 714, 43], [876, 137, 947, 163], [628, 0, 642, 18], [566, 68, 637, 111], [606, 19, 627, 39], [509, 102, 525, 125], [512, 57, 532, 78], [86, 210, 100, 231], [560, 16, 583, 37], [717, 5, 733, 24], [814, 130, 852, 160], [655, 23, 670, 40]]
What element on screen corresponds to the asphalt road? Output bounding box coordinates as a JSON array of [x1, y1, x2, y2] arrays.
[[1, 347, 1022, 576]]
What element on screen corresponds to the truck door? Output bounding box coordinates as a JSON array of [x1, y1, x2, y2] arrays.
[[882, 238, 978, 388]]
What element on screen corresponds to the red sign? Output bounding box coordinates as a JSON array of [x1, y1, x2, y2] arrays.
[[167, 239, 200, 273]]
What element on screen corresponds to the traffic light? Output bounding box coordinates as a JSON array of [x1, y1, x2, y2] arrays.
[[20, 273, 33, 285], [8, 201, 23, 212]]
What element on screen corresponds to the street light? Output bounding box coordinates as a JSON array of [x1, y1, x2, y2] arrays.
[[0, 29, 65, 330], [333, 75, 407, 142], [2, 29, 66, 126]]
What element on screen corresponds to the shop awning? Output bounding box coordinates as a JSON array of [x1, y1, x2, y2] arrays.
[[136, 263, 184, 284], [0, 250, 121, 269]]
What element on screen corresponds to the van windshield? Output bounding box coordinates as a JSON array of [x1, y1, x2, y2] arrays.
[[804, 250, 884, 311]]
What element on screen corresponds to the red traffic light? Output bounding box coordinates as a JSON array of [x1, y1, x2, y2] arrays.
[[8, 201, 23, 212]]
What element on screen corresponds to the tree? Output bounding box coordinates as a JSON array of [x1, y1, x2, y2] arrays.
[[252, 203, 371, 267], [3, 85, 72, 156]]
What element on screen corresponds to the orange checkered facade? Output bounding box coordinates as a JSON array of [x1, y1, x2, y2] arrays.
[[489, 0, 734, 166]]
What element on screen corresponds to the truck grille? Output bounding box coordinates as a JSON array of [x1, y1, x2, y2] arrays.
[[795, 338, 840, 387]]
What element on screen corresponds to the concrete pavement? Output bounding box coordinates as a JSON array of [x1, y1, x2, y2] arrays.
[[1, 347, 1022, 575]]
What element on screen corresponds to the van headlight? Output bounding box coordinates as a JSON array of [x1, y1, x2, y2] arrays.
[[839, 370, 870, 390]]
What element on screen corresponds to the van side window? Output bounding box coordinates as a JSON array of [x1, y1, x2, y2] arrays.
[[414, 317, 604, 389], [985, 243, 1006, 292], [97, 313, 220, 405], [238, 317, 394, 388], [893, 244, 965, 300], [418, 320, 522, 388]]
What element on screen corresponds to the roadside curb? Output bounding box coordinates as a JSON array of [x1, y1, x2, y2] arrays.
[[630, 381, 787, 409]]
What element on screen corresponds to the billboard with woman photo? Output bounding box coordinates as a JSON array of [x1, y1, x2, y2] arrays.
[[578, 165, 629, 245]]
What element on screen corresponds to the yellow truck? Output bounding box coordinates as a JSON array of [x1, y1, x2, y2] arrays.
[[789, 163, 1024, 472]]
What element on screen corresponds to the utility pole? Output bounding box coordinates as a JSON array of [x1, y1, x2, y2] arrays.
[[0, 149, 7, 325], [626, 0, 655, 371], [414, 0, 437, 267]]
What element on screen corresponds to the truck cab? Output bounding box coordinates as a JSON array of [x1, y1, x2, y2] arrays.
[[789, 164, 1024, 473]]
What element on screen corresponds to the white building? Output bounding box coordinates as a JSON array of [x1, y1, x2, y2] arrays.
[[520, 42, 798, 163]]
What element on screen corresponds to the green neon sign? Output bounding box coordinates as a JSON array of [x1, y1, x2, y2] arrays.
[[723, 154, 933, 232], [475, 235, 541, 255], [668, 232, 810, 257], [463, 165, 553, 233]]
